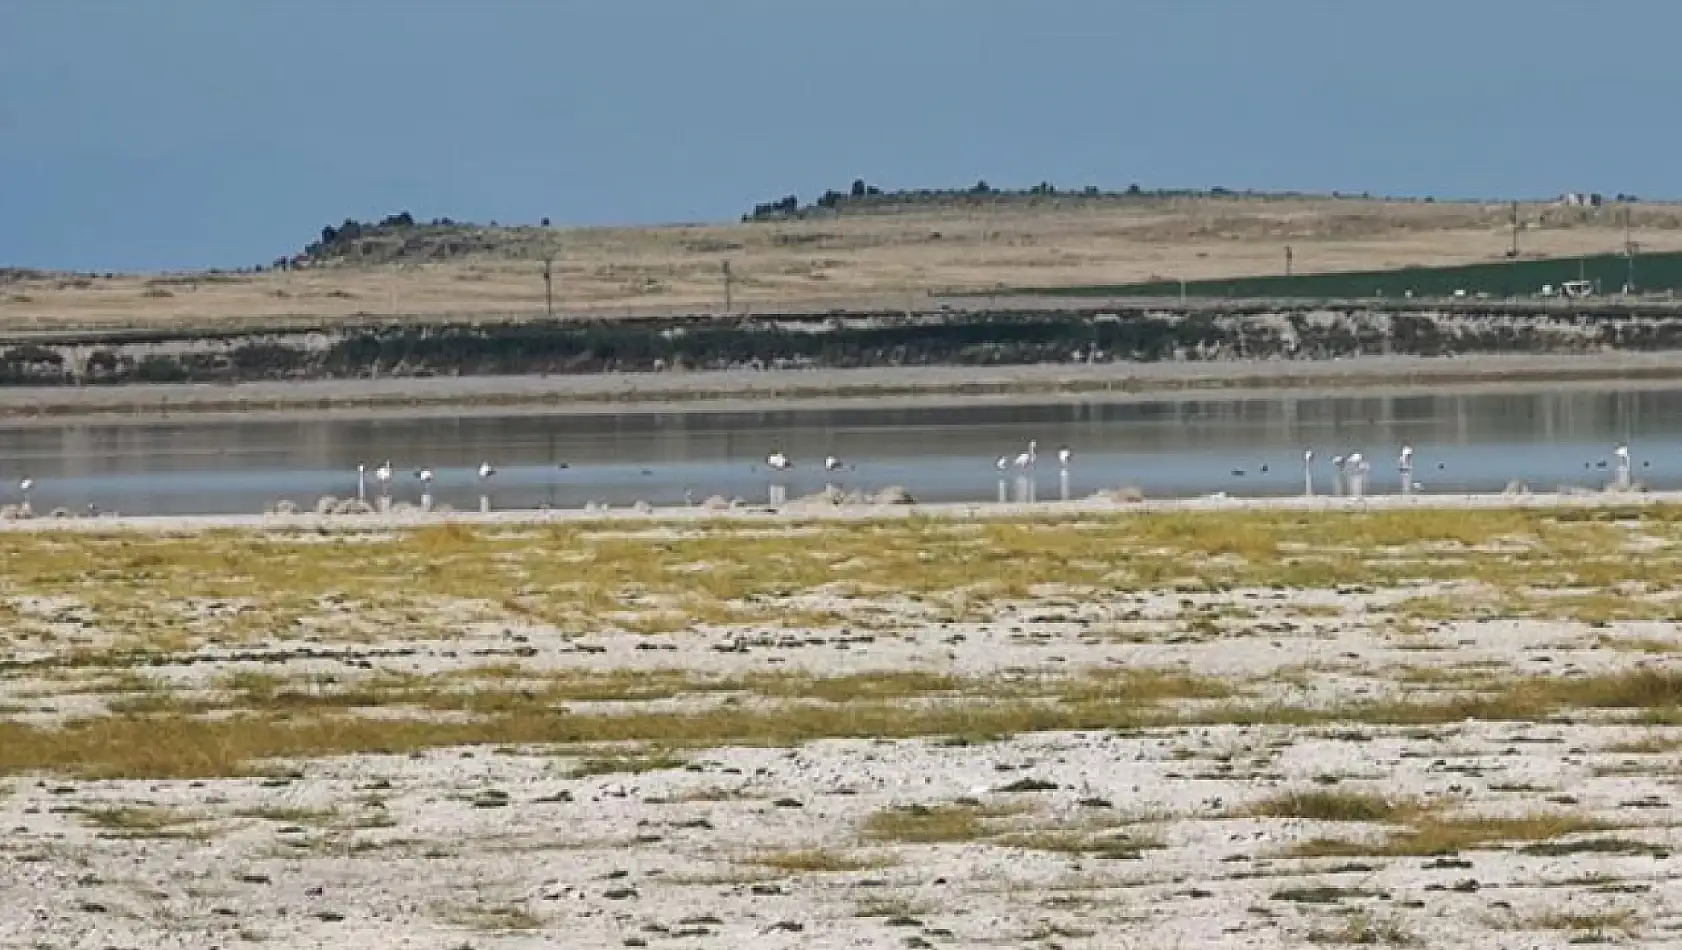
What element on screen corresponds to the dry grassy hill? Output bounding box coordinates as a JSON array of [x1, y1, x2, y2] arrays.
[[5, 195, 1682, 331]]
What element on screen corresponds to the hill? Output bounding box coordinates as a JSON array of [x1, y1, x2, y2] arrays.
[[4, 193, 1682, 330]]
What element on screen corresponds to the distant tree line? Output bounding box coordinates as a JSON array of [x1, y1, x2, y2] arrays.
[[294, 211, 454, 258], [740, 180, 1265, 221]]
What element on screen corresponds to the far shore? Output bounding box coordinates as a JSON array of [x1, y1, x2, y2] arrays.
[[2, 351, 1682, 424]]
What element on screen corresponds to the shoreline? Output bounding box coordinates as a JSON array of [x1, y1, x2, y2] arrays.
[[3, 351, 1682, 423], [4, 488, 1672, 534]]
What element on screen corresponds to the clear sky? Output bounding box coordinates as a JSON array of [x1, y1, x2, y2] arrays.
[[3, 0, 1678, 272]]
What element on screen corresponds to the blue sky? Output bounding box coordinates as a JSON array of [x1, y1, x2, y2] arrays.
[[3, 0, 1678, 272]]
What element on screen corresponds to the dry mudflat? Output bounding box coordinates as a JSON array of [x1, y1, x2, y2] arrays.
[[6, 494, 1682, 948]]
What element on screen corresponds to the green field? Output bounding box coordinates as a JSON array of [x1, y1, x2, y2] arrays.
[[1010, 251, 1682, 300]]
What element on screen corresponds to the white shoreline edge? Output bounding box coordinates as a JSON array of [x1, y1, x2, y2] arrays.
[[5, 489, 1671, 534]]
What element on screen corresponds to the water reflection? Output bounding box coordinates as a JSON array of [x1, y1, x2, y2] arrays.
[[0, 385, 1676, 516]]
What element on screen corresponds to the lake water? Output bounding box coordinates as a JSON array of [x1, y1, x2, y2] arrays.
[[0, 386, 1677, 516]]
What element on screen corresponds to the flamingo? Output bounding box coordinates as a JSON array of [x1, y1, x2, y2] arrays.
[[477, 461, 497, 513], [415, 468, 435, 511], [18, 477, 33, 511], [356, 463, 367, 501], [1055, 445, 1073, 501], [1303, 449, 1315, 497], [765, 451, 792, 506], [824, 455, 844, 472], [1398, 445, 1414, 495], [1614, 442, 1632, 490], [1346, 451, 1369, 498], [1014, 440, 1038, 470], [375, 460, 393, 490]]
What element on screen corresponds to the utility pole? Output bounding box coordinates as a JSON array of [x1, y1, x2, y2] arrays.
[[722, 259, 733, 313], [1508, 200, 1521, 258], [541, 254, 555, 317], [1624, 207, 1638, 294], [1284, 245, 1293, 277]]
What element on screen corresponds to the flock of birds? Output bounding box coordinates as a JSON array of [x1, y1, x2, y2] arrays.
[[756, 438, 1641, 502], [767, 442, 1077, 476], [355, 459, 499, 502]]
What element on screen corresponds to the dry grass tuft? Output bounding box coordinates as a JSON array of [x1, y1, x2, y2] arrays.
[[863, 802, 1021, 844], [1250, 790, 1427, 824], [439, 904, 546, 933], [565, 751, 689, 778], [742, 849, 894, 874], [1290, 811, 1612, 858], [80, 805, 208, 839], [1488, 907, 1642, 938], [1308, 913, 1419, 946]]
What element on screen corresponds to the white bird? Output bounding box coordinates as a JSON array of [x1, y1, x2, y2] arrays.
[[18, 477, 33, 494], [1014, 440, 1038, 469], [1399, 445, 1414, 468], [766, 451, 791, 471], [1057, 445, 1072, 468], [824, 455, 843, 472], [375, 460, 393, 486], [478, 461, 496, 480], [996, 456, 1009, 472], [1346, 451, 1370, 498], [416, 468, 434, 485]]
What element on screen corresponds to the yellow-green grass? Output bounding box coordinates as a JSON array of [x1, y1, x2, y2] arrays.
[[1289, 811, 1611, 858], [79, 805, 211, 839], [0, 508, 1672, 662], [741, 849, 895, 873], [860, 801, 1162, 858], [7, 508, 1682, 778], [11, 663, 1682, 778]]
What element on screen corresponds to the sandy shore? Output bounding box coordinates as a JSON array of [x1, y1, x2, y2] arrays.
[[4, 351, 1682, 421]]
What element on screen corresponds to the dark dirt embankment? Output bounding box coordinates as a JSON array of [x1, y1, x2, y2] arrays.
[[2, 302, 1682, 416]]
